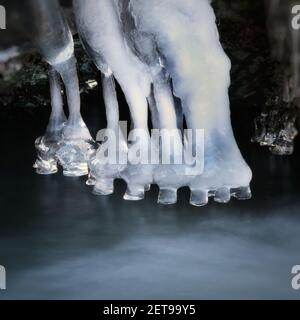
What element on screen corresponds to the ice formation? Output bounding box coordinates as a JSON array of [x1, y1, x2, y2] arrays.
[[253, 0, 299, 155], [31, 0, 252, 206], [31, 0, 96, 176], [72, 0, 252, 205]]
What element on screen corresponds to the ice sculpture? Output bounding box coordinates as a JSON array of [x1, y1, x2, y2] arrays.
[[72, 0, 252, 206], [32, 0, 95, 176]]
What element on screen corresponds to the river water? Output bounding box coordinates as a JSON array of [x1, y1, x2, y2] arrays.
[[0, 104, 299, 299]]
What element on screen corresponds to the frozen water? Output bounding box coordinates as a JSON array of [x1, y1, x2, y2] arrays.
[[130, 0, 252, 194], [254, 0, 300, 155], [32, 0, 95, 177], [72, 0, 252, 205], [32, 0, 253, 206]]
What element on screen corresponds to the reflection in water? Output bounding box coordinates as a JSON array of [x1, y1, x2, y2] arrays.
[[0, 106, 299, 299]]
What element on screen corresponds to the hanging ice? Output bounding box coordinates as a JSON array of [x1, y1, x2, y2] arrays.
[[253, 0, 299, 155], [31, 0, 96, 177], [71, 0, 252, 206], [21, 0, 253, 206]]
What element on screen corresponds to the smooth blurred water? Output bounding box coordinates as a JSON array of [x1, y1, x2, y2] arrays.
[[0, 103, 299, 300]]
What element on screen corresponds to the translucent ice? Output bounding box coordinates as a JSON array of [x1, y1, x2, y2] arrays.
[[31, 0, 95, 176], [253, 0, 299, 155]]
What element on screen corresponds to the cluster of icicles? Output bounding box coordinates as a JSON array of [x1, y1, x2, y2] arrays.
[[33, 0, 252, 206]]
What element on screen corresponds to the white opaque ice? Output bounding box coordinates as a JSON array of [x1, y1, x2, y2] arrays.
[[129, 0, 252, 193], [71, 0, 253, 205]]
